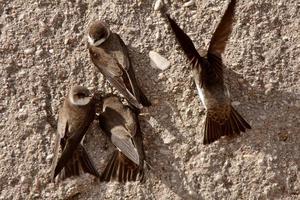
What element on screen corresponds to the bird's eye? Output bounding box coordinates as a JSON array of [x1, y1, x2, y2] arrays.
[[99, 33, 105, 39], [76, 93, 86, 98]]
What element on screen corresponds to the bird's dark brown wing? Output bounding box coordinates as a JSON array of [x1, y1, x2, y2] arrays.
[[110, 127, 140, 165], [206, 0, 236, 84], [89, 45, 143, 109], [115, 34, 151, 107], [99, 96, 146, 182], [165, 14, 210, 87], [208, 0, 236, 57], [53, 104, 96, 179], [165, 14, 205, 65], [99, 103, 140, 165]]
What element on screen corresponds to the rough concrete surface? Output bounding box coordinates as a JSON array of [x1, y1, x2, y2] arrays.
[[0, 0, 299, 199]]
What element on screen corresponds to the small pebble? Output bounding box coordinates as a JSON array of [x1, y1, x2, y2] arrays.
[[154, 0, 163, 11], [183, 0, 195, 7], [20, 176, 27, 183], [161, 114, 169, 120], [36, 49, 43, 56], [232, 101, 241, 106], [24, 48, 35, 54], [264, 83, 273, 95], [260, 115, 267, 120], [46, 154, 53, 161], [214, 174, 222, 182], [149, 51, 170, 70]]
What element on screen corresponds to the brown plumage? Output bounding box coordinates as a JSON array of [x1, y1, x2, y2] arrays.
[[166, 0, 251, 144], [98, 95, 145, 182], [88, 21, 151, 110], [50, 86, 100, 180]]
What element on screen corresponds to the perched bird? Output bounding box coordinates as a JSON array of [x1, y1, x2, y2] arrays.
[[98, 95, 146, 182], [166, 0, 251, 144], [88, 21, 151, 110], [50, 86, 100, 180]]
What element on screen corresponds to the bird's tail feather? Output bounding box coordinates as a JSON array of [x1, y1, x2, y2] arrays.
[[203, 106, 251, 144], [60, 144, 100, 179], [100, 150, 144, 182]]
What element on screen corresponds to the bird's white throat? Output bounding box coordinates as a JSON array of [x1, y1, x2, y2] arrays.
[[70, 96, 91, 106], [88, 30, 110, 46]]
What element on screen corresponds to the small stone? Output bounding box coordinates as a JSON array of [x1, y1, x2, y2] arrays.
[[260, 115, 267, 120], [24, 48, 35, 54], [152, 99, 160, 105], [158, 72, 164, 80], [257, 157, 265, 166], [155, 31, 160, 40], [49, 49, 54, 54], [183, 0, 195, 7], [36, 49, 43, 56], [154, 0, 163, 11], [149, 51, 170, 70], [0, 142, 5, 148], [214, 174, 222, 182], [188, 190, 197, 196], [231, 101, 241, 106], [264, 83, 273, 95], [46, 154, 53, 161], [161, 113, 169, 120], [64, 38, 70, 45], [20, 176, 27, 183]]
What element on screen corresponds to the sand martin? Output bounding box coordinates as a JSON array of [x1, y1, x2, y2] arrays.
[[166, 0, 251, 144], [88, 20, 151, 110], [50, 86, 100, 180], [98, 95, 146, 182]]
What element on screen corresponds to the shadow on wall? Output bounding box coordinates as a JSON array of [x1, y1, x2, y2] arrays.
[[133, 42, 300, 197], [129, 46, 203, 199], [208, 68, 300, 197], [51, 45, 299, 199]]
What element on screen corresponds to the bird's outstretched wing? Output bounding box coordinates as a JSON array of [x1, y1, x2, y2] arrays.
[[165, 14, 204, 65], [208, 0, 236, 57], [165, 14, 209, 87], [206, 0, 237, 83]]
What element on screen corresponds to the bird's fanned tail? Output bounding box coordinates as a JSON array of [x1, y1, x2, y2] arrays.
[[55, 144, 100, 180], [203, 106, 251, 144], [100, 150, 144, 182]]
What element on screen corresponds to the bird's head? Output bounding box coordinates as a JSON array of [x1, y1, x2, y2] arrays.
[[88, 20, 111, 47], [69, 86, 93, 106]]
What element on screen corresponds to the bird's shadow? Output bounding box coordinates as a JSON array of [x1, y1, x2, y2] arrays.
[[202, 68, 300, 196], [132, 40, 299, 197], [129, 46, 202, 199]]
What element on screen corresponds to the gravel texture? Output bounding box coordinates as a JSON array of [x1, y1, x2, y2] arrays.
[[0, 0, 299, 199]]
